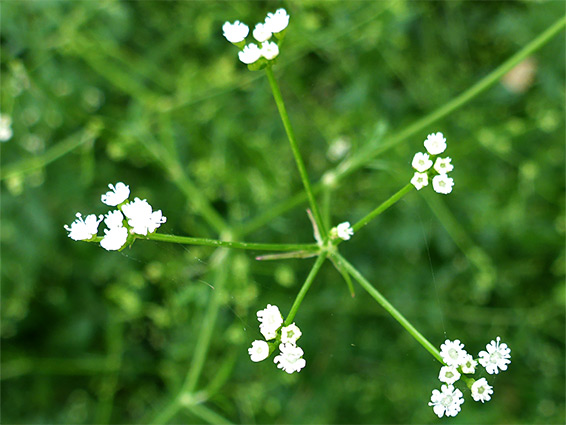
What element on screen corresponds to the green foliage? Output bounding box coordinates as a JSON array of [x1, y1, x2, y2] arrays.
[[1, 1, 564, 423]]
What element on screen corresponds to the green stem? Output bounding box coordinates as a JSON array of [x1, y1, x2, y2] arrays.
[[238, 18, 566, 237], [350, 183, 414, 234], [265, 66, 327, 238], [143, 233, 319, 252], [332, 252, 443, 363], [284, 252, 328, 326]]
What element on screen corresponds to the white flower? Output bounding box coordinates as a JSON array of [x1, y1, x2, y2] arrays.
[[478, 336, 511, 374], [257, 304, 283, 340], [428, 384, 464, 418], [412, 152, 433, 172], [438, 365, 461, 385], [424, 132, 447, 155], [432, 174, 454, 194], [64, 213, 103, 241], [238, 43, 262, 64], [100, 226, 128, 251], [280, 323, 302, 344], [265, 8, 290, 33], [336, 221, 354, 241], [273, 342, 306, 374], [248, 340, 270, 362], [0, 114, 13, 142], [439, 339, 468, 367], [434, 157, 454, 174], [252, 22, 272, 43], [471, 378, 493, 403], [260, 41, 279, 60], [101, 182, 130, 206], [410, 172, 428, 190], [460, 354, 477, 374], [121, 197, 167, 235], [222, 20, 249, 43], [104, 210, 124, 229]]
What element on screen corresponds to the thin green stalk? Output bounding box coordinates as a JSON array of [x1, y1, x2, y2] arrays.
[[238, 17, 565, 237], [150, 250, 231, 424], [144, 233, 319, 252], [265, 66, 327, 238], [187, 404, 233, 425], [332, 252, 443, 363], [284, 252, 328, 326], [350, 183, 414, 234]]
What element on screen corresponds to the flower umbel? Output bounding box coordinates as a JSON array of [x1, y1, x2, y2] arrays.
[[248, 340, 270, 362], [222, 20, 249, 43], [429, 384, 464, 418], [273, 342, 306, 374], [122, 197, 167, 236], [439, 339, 468, 367], [101, 182, 130, 206], [471, 378, 493, 403], [64, 213, 103, 241], [256, 304, 283, 340], [280, 323, 302, 344], [478, 337, 511, 374]]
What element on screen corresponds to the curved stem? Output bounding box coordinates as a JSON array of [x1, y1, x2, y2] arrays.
[[265, 66, 327, 238], [143, 233, 319, 252], [332, 252, 443, 363], [284, 252, 328, 326]]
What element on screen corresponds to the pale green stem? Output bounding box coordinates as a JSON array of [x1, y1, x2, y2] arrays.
[[187, 404, 233, 425], [238, 17, 566, 237], [332, 252, 443, 363], [143, 233, 319, 252], [284, 252, 328, 326], [350, 183, 414, 234], [265, 66, 327, 238]]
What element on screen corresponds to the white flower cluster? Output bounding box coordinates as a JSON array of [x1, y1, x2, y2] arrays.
[[428, 337, 511, 418], [330, 221, 354, 241], [64, 182, 166, 251], [410, 132, 454, 194], [222, 9, 290, 66], [248, 304, 306, 374], [0, 114, 13, 142]]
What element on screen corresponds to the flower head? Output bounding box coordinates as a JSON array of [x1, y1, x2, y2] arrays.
[[471, 378, 493, 403], [101, 182, 130, 206], [460, 354, 477, 374], [428, 384, 464, 418], [121, 197, 167, 235], [336, 222, 354, 241], [478, 336, 511, 374], [104, 210, 125, 229], [411, 172, 428, 190], [64, 213, 103, 241], [260, 41, 279, 60], [256, 304, 283, 340], [222, 20, 249, 43], [253, 22, 272, 43], [0, 114, 13, 142], [265, 8, 290, 33], [100, 226, 128, 251], [412, 152, 433, 172], [434, 157, 454, 175], [438, 365, 461, 385], [432, 174, 454, 194], [280, 323, 302, 345], [248, 340, 270, 362], [273, 342, 306, 374], [238, 43, 262, 64], [424, 132, 447, 155], [439, 339, 468, 367]]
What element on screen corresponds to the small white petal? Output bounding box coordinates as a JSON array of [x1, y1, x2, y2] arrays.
[[100, 226, 128, 251], [280, 323, 302, 344], [410, 172, 428, 190], [273, 342, 306, 374], [424, 132, 447, 155], [122, 197, 166, 235], [253, 22, 272, 43], [101, 182, 130, 206], [256, 304, 283, 340], [428, 384, 464, 418], [104, 210, 125, 229], [439, 339, 468, 367], [412, 152, 433, 172], [336, 221, 354, 241], [438, 365, 461, 385], [264, 8, 290, 33], [471, 378, 494, 403], [478, 336, 511, 374], [64, 213, 103, 241], [432, 174, 454, 194], [434, 157, 454, 174], [260, 41, 279, 60]]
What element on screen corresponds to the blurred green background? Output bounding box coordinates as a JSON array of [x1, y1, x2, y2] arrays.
[[1, 1, 564, 423]]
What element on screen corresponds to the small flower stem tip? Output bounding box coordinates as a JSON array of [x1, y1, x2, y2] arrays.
[[264, 66, 327, 239]]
